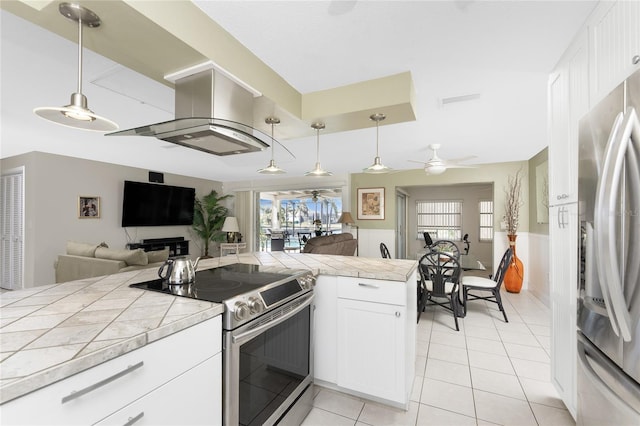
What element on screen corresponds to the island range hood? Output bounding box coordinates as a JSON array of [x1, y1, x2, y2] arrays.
[[106, 68, 270, 156]]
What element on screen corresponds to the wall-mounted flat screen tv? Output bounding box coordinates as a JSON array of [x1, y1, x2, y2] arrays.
[[122, 180, 195, 227]]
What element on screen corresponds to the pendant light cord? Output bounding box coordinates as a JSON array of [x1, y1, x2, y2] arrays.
[[76, 15, 83, 95], [316, 129, 321, 162], [375, 120, 380, 157], [270, 122, 276, 161]]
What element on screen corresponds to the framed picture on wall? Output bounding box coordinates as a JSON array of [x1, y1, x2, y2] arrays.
[[357, 187, 385, 220], [78, 196, 100, 218]]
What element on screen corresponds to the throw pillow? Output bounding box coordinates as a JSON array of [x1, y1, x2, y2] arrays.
[[95, 247, 149, 266], [66, 241, 99, 257], [147, 248, 170, 264]]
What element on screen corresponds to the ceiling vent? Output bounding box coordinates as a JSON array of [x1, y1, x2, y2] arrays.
[[440, 93, 481, 106]]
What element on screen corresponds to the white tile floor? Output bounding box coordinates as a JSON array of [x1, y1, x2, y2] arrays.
[[302, 290, 576, 426]]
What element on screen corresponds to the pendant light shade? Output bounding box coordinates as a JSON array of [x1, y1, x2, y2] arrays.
[[33, 3, 118, 132], [257, 117, 286, 174], [305, 122, 332, 177], [363, 113, 392, 174]]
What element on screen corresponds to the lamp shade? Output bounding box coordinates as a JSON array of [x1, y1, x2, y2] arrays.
[[337, 212, 355, 225], [221, 217, 240, 232]]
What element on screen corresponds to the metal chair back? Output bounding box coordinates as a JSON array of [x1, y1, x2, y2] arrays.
[[380, 242, 391, 259]]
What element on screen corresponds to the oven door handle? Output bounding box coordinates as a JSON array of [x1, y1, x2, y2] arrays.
[[232, 293, 314, 346]]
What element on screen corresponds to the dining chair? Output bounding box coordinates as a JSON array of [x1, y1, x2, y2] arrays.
[[461, 247, 513, 322], [379, 242, 391, 258], [417, 251, 462, 330], [463, 233, 470, 255], [423, 232, 433, 249], [298, 232, 311, 250], [431, 240, 461, 259]]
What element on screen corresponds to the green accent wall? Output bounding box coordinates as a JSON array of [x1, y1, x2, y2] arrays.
[[350, 161, 530, 232], [528, 147, 549, 236]]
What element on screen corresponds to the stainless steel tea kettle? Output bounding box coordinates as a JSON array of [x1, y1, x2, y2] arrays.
[[158, 256, 200, 285]]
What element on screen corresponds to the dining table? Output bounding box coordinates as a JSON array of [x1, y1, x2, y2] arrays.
[[415, 250, 487, 271]]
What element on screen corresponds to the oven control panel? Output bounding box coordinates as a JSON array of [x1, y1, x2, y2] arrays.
[[224, 273, 315, 329]]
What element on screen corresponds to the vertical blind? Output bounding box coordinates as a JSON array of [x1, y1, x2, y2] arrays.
[[416, 200, 462, 240], [479, 200, 494, 241]]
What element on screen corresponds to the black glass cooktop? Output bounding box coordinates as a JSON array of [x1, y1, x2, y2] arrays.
[[129, 263, 298, 303]]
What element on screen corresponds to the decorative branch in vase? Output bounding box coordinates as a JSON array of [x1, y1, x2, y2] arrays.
[[504, 168, 525, 293]]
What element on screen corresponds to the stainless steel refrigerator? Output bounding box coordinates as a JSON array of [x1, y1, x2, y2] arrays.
[[577, 67, 640, 425]]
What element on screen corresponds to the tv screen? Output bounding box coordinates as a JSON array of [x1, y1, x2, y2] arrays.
[[122, 181, 195, 227]]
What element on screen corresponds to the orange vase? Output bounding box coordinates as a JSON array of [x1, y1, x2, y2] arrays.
[[504, 234, 524, 293]]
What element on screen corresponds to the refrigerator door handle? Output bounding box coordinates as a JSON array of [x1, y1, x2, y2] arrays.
[[603, 108, 640, 342], [578, 333, 640, 414], [594, 111, 625, 338], [625, 120, 640, 296]]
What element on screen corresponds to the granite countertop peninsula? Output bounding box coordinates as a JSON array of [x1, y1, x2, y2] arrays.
[[0, 252, 416, 404]]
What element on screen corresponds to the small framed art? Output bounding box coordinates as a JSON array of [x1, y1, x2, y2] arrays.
[[78, 196, 100, 218], [357, 187, 385, 220]]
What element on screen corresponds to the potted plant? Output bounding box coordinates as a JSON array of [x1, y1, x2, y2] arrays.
[[503, 169, 525, 293], [192, 190, 233, 257]]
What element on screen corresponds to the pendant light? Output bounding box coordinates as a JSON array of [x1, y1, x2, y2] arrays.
[[33, 3, 118, 132], [305, 122, 333, 177], [363, 113, 392, 173], [257, 117, 286, 174]]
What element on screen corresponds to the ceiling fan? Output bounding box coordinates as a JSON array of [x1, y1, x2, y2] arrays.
[[295, 190, 329, 202], [409, 144, 476, 175]]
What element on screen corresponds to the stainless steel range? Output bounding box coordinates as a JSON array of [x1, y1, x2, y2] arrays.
[[131, 263, 315, 425]]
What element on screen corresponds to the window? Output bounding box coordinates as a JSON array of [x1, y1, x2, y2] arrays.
[[416, 200, 462, 241], [479, 200, 494, 241]]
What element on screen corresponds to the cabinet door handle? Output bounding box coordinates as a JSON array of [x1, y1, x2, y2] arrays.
[[632, 55, 640, 65], [358, 283, 379, 288], [395, 312, 401, 317], [124, 412, 145, 426], [61, 361, 144, 404]]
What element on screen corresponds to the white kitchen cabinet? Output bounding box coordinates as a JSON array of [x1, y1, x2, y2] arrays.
[[313, 275, 338, 383], [548, 29, 589, 206], [548, 68, 571, 205], [313, 273, 416, 408], [337, 298, 406, 403], [549, 204, 578, 418], [95, 353, 221, 426], [1, 316, 222, 425], [589, 0, 640, 104]]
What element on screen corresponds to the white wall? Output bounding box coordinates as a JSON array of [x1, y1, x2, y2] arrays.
[[357, 228, 396, 258], [1, 152, 223, 288], [528, 232, 550, 306]]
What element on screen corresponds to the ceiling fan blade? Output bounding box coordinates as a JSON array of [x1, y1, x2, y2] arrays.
[[448, 155, 477, 163], [408, 159, 428, 165], [444, 164, 476, 169]]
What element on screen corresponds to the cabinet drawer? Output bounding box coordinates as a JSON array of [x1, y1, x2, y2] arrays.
[[337, 276, 405, 306], [95, 353, 221, 426], [1, 316, 221, 425]]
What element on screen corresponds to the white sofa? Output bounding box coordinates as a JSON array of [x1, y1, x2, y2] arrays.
[[54, 241, 169, 283]]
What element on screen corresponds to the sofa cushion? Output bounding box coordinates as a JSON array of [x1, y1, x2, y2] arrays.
[[66, 241, 100, 257], [146, 248, 170, 264], [95, 247, 149, 266], [55, 254, 126, 283]]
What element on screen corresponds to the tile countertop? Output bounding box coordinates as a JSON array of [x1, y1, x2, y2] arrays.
[[0, 252, 417, 404]]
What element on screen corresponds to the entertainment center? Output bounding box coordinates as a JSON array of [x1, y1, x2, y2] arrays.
[[126, 237, 189, 257]]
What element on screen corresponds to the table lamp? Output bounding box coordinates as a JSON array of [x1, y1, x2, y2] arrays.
[[222, 217, 240, 243], [337, 212, 359, 256]]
